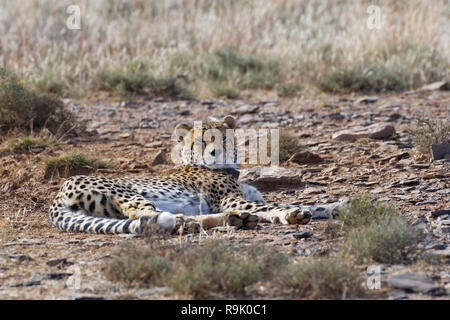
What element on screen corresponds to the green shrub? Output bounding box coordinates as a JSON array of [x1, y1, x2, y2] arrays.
[[319, 64, 411, 93], [344, 215, 425, 264], [44, 153, 115, 172], [0, 68, 82, 135], [280, 257, 364, 299], [410, 118, 450, 154], [335, 195, 398, 231]]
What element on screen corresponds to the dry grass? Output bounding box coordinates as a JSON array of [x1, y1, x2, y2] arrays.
[[43, 153, 115, 178], [105, 239, 370, 299], [0, 0, 447, 98], [337, 195, 426, 264], [410, 118, 450, 154], [279, 257, 364, 299], [0, 68, 83, 135]]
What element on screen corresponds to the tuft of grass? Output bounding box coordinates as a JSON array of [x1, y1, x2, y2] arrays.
[[278, 131, 303, 163], [34, 75, 65, 97], [105, 243, 172, 287], [205, 48, 281, 94], [335, 195, 398, 231], [276, 82, 302, 97], [43, 153, 115, 177], [0, 68, 82, 135], [410, 118, 450, 154], [211, 86, 240, 99], [97, 61, 191, 99], [106, 239, 290, 299], [280, 257, 364, 299], [319, 64, 411, 93], [344, 215, 425, 264], [9, 136, 52, 152]]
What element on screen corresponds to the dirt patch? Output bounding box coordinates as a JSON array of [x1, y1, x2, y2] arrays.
[[0, 91, 448, 299]]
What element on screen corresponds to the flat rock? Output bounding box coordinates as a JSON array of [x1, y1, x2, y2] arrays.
[[417, 81, 450, 91], [231, 104, 259, 115], [288, 151, 324, 165], [431, 142, 450, 161], [332, 124, 395, 142], [384, 273, 446, 296], [239, 166, 304, 191], [353, 96, 379, 105]]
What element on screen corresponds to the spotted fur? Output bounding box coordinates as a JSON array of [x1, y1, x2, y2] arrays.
[[49, 115, 314, 235]]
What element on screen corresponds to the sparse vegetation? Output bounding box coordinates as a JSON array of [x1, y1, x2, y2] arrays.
[[106, 239, 368, 299], [43, 153, 115, 178], [0, 1, 448, 97], [278, 131, 303, 163], [280, 257, 364, 299], [0, 68, 82, 135], [337, 195, 425, 264], [344, 215, 425, 264], [319, 64, 411, 93], [335, 195, 398, 231], [106, 240, 290, 298], [410, 118, 450, 154], [9, 136, 53, 152], [96, 60, 191, 99]]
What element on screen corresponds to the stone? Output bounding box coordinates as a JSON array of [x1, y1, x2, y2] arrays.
[[332, 124, 395, 142], [368, 125, 396, 139], [151, 150, 167, 165], [431, 142, 450, 161], [293, 232, 313, 239], [384, 273, 446, 296], [417, 81, 450, 91], [288, 151, 324, 165], [430, 209, 450, 219], [231, 104, 259, 115], [353, 96, 379, 105], [239, 166, 304, 191]]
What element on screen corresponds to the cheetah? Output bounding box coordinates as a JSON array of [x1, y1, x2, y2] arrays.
[[49, 115, 341, 235]]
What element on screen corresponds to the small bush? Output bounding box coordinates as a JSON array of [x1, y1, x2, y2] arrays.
[[211, 86, 240, 99], [344, 215, 425, 264], [205, 48, 281, 93], [276, 82, 302, 97], [410, 118, 450, 154], [9, 136, 52, 152], [105, 243, 172, 286], [0, 68, 82, 135], [335, 195, 398, 231], [35, 75, 65, 96], [97, 62, 191, 99], [280, 257, 364, 299], [106, 239, 290, 299], [43, 153, 115, 178], [319, 64, 411, 93], [278, 131, 303, 163]]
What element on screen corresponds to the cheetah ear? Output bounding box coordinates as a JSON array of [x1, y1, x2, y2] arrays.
[[222, 115, 236, 129], [174, 123, 192, 142]]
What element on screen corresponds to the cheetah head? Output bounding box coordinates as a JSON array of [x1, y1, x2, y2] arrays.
[[174, 115, 238, 170]]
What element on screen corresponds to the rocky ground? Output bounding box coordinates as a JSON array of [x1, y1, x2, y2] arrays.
[[0, 89, 448, 300]]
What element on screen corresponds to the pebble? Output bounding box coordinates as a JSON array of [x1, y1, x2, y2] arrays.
[[293, 232, 313, 239]]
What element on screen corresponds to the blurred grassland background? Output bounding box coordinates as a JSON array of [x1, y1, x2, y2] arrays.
[[0, 0, 449, 99]]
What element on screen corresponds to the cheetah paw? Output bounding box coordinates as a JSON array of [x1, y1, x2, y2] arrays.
[[284, 207, 312, 225], [171, 215, 202, 235], [223, 211, 258, 229]]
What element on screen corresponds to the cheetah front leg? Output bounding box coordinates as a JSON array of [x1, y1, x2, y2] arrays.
[[220, 196, 312, 225]]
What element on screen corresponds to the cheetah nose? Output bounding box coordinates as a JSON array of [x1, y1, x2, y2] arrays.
[[210, 149, 216, 157]]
